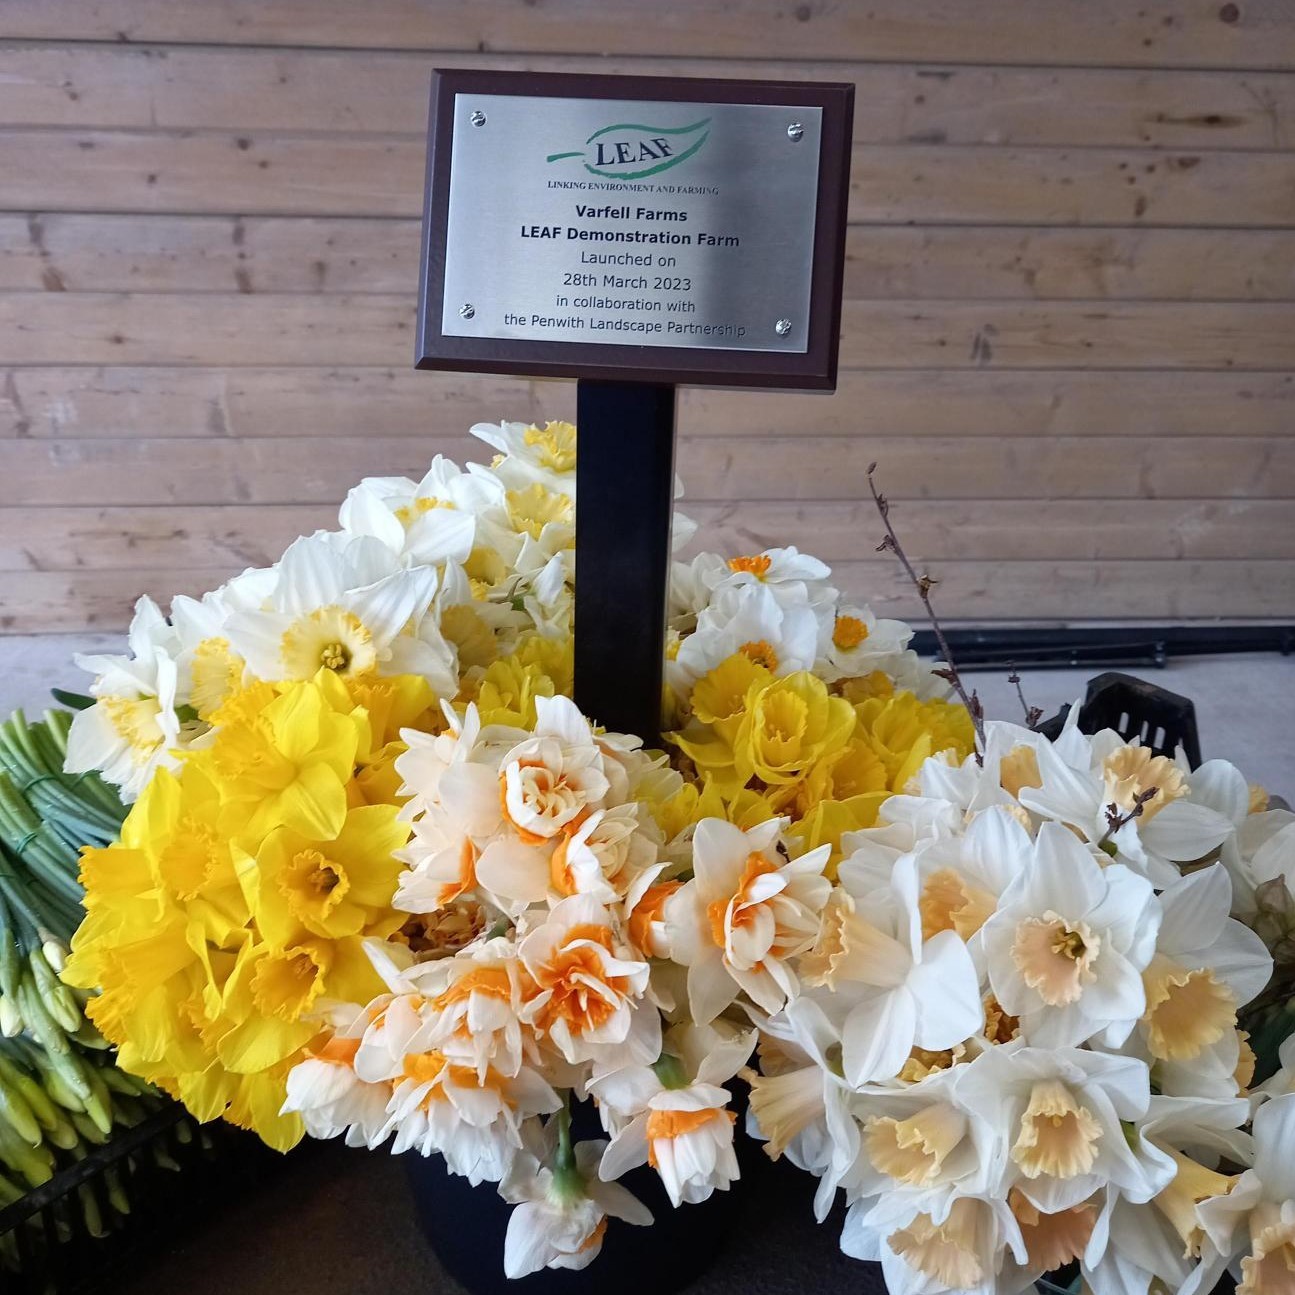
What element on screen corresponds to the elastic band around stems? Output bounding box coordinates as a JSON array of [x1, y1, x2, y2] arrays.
[[19, 773, 61, 795]]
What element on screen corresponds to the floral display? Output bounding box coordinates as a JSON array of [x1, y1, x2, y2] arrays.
[[60, 419, 1295, 1292]]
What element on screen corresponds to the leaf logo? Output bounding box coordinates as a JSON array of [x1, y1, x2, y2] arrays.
[[547, 119, 711, 180]]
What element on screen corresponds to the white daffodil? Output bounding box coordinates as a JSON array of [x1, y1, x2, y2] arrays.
[[599, 1081, 739, 1207], [957, 1042, 1171, 1216], [1020, 733, 1236, 885], [818, 602, 915, 683], [169, 585, 257, 723], [978, 821, 1160, 1049], [669, 581, 821, 699], [848, 1060, 998, 1236], [1198, 1092, 1295, 1295], [1136, 864, 1271, 1065], [841, 1191, 1025, 1295], [472, 698, 617, 905], [804, 849, 983, 1087], [517, 895, 658, 1069], [748, 996, 860, 1222], [357, 991, 560, 1184], [281, 1005, 392, 1148], [472, 420, 577, 497], [1078, 1092, 1252, 1295], [697, 546, 837, 615], [501, 1133, 651, 1278], [338, 455, 504, 567], [416, 941, 535, 1084], [65, 595, 184, 799], [225, 533, 438, 683], [667, 818, 831, 1023], [592, 1020, 752, 1205]]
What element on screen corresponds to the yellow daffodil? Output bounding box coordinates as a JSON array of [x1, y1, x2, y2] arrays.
[[733, 671, 856, 789], [854, 692, 976, 791], [66, 674, 423, 1151]]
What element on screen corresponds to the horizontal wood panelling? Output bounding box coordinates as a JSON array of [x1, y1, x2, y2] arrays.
[[3, 295, 1294, 369], [2, 132, 1292, 227], [6, 559, 1291, 634], [3, 2, 1291, 634], [5, 1, 1294, 69], [5, 498, 1292, 573], [5, 367, 1293, 440], [2, 46, 1292, 150], [5, 216, 1295, 301], [5, 436, 1292, 507]]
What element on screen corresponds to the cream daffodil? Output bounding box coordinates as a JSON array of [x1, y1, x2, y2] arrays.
[[1019, 732, 1236, 885], [748, 996, 860, 1222], [841, 1192, 1024, 1295], [1137, 863, 1271, 1064], [811, 848, 983, 1087], [978, 821, 1159, 1049], [955, 1043, 1170, 1215], [1197, 1093, 1295, 1295]]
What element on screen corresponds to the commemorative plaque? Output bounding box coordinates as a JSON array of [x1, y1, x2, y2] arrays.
[[416, 71, 853, 740], [418, 71, 853, 389]]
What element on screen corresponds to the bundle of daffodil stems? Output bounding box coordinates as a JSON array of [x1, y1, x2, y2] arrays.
[[0, 707, 167, 1265], [58, 419, 1295, 1293]]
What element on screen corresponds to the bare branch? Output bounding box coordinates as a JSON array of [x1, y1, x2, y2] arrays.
[[867, 464, 985, 759], [1096, 787, 1159, 849], [1007, 665, 1045, 731]]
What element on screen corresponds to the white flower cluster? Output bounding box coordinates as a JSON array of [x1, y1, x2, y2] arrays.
[[281, 693, 767, 1275], [749, 712, 1291, 1295], [64, 420, 934, 800], [65, 422, 583, 799]]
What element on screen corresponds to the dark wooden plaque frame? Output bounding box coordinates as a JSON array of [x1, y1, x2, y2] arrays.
[[416, 69, 854, 391]]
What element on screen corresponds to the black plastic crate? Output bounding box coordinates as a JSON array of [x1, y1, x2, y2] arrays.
[[1036, 670, 1202, 768], [0, 1103, 284, 1294]]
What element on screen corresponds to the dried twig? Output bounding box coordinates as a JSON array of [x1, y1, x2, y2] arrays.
[[867, 463, 985, 758], [1096, 787, 1159, 849], [1007, 665, 1044, 731]]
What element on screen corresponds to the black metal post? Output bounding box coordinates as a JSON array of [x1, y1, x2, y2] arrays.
[[574, 380, 677, 746]]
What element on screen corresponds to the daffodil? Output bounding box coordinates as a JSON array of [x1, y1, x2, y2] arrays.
[[209, 677, 362, 840], [226, 533, 438, 684]]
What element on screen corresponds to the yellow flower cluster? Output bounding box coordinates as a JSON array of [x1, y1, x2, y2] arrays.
[[667, 654, 974, 866], [63, 672, 436, 1149]]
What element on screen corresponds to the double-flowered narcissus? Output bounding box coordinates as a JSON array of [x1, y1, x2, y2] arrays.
[[64, 419, 1295, 1291]]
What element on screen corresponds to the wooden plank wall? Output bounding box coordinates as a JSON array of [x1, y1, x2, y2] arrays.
[[1, 1, 1294, 632]]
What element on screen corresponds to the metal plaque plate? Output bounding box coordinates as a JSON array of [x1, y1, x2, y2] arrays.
[[442, 95, 821, 353], [417, 72, 854, 389]]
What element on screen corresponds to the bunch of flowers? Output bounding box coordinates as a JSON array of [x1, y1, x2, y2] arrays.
[[61, 420, 1295, 1291]]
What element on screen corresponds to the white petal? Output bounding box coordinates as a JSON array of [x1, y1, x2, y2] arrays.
[[1189, 760, 1250, 825], [909, 932, 984, 1050], [1140, 800, 1234, 861], [841, 987, 917, 1086], [476, 837, 550, 903]]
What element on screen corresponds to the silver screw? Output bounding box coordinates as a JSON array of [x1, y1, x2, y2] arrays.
[[470, 110, 487, 127], [786, 122, 804, 142], [775, 317, 792, 336], [459, 303, 476, 319]]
